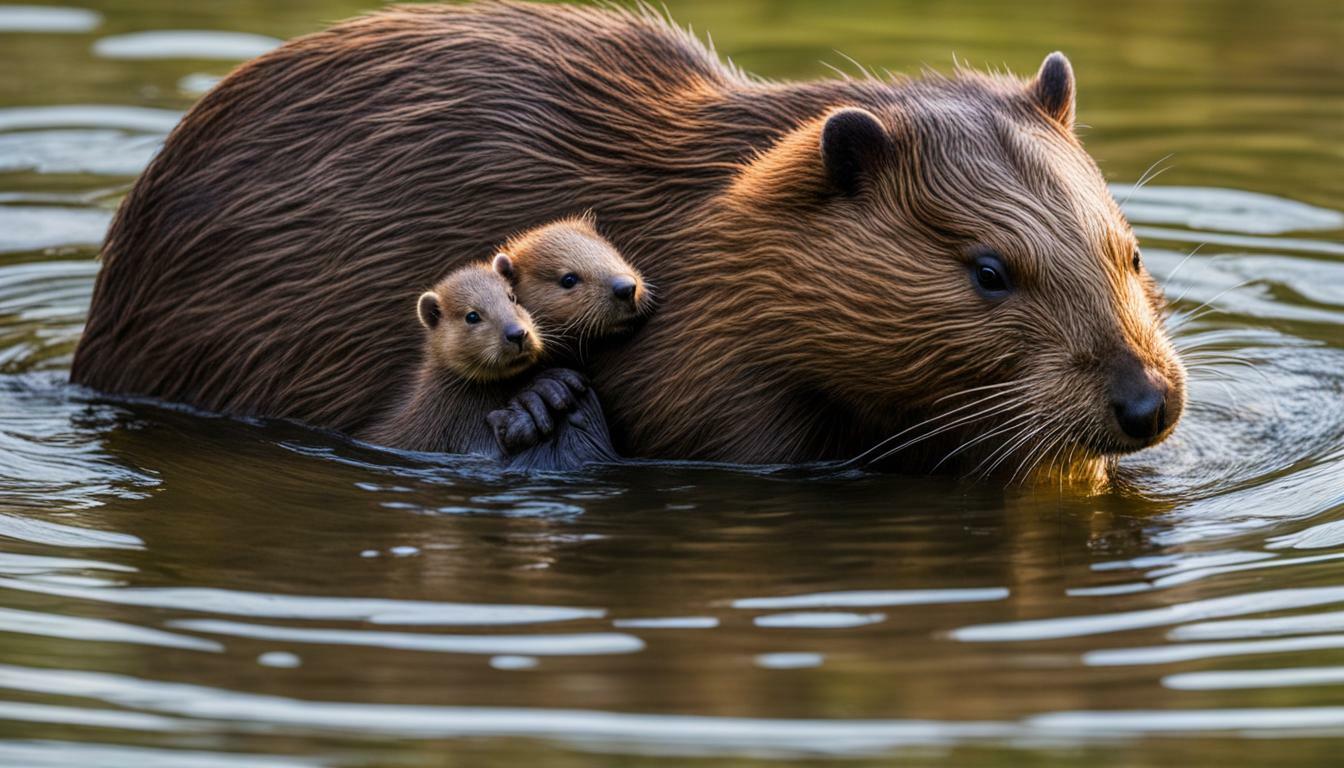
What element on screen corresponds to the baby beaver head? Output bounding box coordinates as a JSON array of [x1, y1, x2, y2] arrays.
[[493, 216, 653, 342], [417, 263, 542, 383]]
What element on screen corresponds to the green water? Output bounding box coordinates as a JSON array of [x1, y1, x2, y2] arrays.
[[0, 1, 1342, 766]]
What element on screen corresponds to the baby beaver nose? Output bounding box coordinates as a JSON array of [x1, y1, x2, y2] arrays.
[[611, 276, 637, 304], [1109, 360, 1171, 444], [503, 323, 529, 350]]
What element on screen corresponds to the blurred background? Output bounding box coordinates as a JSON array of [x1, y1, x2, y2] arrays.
[[0, 2, 1341, 767]]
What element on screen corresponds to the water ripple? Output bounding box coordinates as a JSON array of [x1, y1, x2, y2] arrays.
[[0, 207, 109, 253], [171, 619, 645, 656], [0, 576, 605, 625], [1163, 666, 1344, 690], [0, 6, 101, 33], [92, 31, 282, 60], [0, 606, 219, 651], [952, 586, 1344, 642], [732, 588, 1009, 610], [754, 611, 885, 628], [1116, 184, 1344, 235], [0, 105, 181, 133], [0, 740, 321, 768]]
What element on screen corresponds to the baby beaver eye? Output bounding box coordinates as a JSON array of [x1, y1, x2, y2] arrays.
[[970, 249, 1013, 299], [464, 311, 481, 325], [1132, 247, 1143, 273], [559, 273, 580, 290]]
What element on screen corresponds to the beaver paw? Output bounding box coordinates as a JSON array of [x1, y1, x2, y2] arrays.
[[487, 368, 589, 455]]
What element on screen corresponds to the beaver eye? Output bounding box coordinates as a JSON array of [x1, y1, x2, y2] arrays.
[[1132, 248, 1143, 273], [970, 250, 1013, 299], [508, 292, 517, 304], [559, 273, 580, 289], [464, 311, 481, 325]]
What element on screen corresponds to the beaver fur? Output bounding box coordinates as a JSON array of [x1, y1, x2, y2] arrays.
[[72, 1, 1185, 481], [360, 262, 541, 455], [493, 214, 653, 361]]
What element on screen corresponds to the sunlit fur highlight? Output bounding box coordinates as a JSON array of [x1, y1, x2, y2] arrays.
[[71, 1, 1185, 483]]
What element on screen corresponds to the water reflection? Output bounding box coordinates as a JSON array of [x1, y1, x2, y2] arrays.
[[91, 31, 281, 60], [0, 6, 101, 34]]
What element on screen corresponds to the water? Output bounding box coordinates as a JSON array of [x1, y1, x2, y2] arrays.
[[0, 0, 1342, 765]]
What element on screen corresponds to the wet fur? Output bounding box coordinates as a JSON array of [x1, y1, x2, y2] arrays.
[[72, 2, 1183, 480]]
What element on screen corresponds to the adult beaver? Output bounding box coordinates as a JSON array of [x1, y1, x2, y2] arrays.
[[72, 1, 1185, 483]]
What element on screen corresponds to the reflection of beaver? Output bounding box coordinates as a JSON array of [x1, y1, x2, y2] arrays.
[[72, 3, 1185, 484]]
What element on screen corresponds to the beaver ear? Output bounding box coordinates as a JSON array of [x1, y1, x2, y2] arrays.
[[1030, 52, 1075, 130], [416, 291, 442, 330], [820, 107, 890, 197], [492, 252, 516, 282]]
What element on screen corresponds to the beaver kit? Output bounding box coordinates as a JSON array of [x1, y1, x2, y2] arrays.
[[363, 218, 647, 469], [72, 2, 1184, 484]]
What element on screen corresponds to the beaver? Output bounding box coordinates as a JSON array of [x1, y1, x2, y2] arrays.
[[71, 2, 1186, 484], [360, 261, 616, 469], [492, 215, 653, 359]]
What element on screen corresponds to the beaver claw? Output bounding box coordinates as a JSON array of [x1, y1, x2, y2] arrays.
[[487, 368, 589, 455]]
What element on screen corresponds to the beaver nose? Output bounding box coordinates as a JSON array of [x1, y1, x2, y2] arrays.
[[503, 324, 528, 350], [611, 276, 637, 304], [1109, 360, 1171, 443]]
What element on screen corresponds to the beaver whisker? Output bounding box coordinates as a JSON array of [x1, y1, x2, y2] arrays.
[[1183, 354, 1268, 377], [1185, 360, 1269, 387], [1167, 255, 1235, 308], [852, 387, 1033, 468], [846, 381, 1033, 466], [1173, 304, 1237, 329], [962, 415, 1044, 480], [973, 415, 1053, 480], [1057, 438, 1082, 493], [930, 408, 1038, 472], [1172, 340, 1240, 354], [1168, 278, 1257, 330], [1046, 422, 1091, 485], [1009, 417, 1076, 485], [1178, 351, 1237, 368], [861, 389, 1035, 469], [1186, 365, 1241, 383], [1119, 153, 1175, 208], [930, 380, 1029, 407], [1160, 243, 1207, 289]]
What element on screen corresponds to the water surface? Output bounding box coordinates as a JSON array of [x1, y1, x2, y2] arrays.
[[0, 1, 1341, 766]]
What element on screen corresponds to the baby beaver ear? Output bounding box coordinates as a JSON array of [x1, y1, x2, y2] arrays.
[[820, 107, 891, 197], [492, 252, 517, 282], [1031, 51, 1076, 130], [417, 291, 443, 330]]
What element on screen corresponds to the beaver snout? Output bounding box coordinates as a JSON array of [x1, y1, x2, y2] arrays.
[[1108, 358, 1174, 445], [611, 275, 638, 305], [503, 323, 529, 350]]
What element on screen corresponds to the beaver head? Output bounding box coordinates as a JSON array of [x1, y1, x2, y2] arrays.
[[417, 264, 542, 383], [723, 53, 1185, 482], [493, 216, 653, 342]]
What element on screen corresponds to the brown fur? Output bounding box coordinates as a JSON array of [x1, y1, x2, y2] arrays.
[[71, 2, 1185, 482], [494, 215, 653, 359], [360, 263, 539, 454]]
